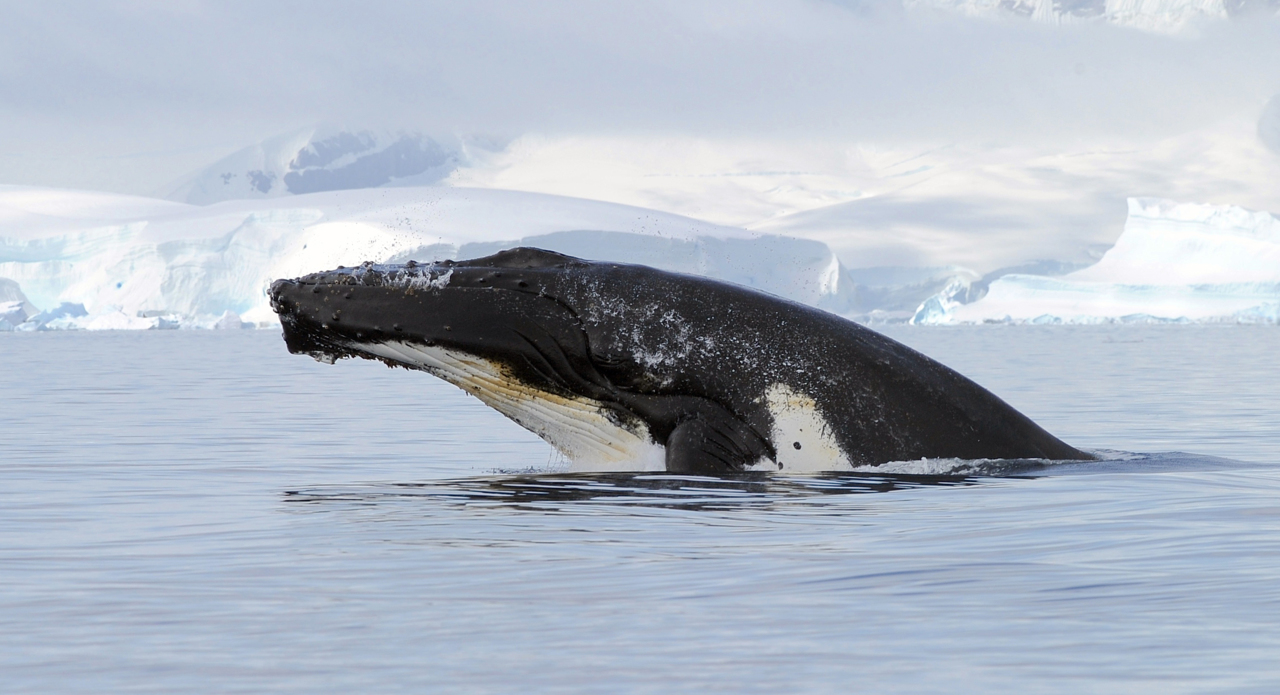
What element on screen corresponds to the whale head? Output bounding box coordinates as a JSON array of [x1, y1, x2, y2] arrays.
[[270, 248, 586, 376]]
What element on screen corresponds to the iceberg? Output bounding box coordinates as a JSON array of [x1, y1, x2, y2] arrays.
[[826, 266, 983, 323], [0, 301, 26, 331], [0, 278, 38, 328], [0, 185, 857, 330], [918, 198, 1280, 324], [19, 302, 87, 329], [212, 311, 253, 330]]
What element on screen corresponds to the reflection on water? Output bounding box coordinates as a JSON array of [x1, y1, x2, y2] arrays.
[[285, 472, 984, 511], [284, 451, 1246, 513]]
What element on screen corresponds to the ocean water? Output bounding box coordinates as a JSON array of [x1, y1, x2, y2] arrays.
[[2, 325, 1278, 693]]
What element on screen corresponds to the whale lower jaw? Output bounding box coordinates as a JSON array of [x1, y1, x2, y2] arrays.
[[311, 338, 857, 474], [348, 340, 668, 472]]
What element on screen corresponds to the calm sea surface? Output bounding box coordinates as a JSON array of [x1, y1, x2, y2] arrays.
[[2, 326, 1278, 693]]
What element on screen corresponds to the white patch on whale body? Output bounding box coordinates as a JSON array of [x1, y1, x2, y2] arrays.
[[351, 340, 667, 472], [764, 383, 852, 473]]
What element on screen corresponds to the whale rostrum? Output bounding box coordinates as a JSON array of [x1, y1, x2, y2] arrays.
[[269, 248, 1091, 474]]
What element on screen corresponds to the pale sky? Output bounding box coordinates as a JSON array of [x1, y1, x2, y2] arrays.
[[2, 0, 1278, 194]]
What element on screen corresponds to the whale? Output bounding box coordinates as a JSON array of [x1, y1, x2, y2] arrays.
[[269, 248, 1091, 473]]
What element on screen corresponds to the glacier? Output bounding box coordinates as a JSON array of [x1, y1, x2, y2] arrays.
[[0, 185, 853, 331], [915, 198, 1280, 324]]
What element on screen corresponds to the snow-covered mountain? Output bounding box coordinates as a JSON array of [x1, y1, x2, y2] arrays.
[[915, 198, 1280, 323], [163, 128, 461, 205], [154, 105, 1280, 282], [0, 185, 852, 331]]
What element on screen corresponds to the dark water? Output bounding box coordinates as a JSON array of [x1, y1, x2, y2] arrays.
[[2, 326, 1278, 693]]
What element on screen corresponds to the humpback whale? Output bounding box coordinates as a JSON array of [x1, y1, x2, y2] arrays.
[[269, 248, 1090, 473]]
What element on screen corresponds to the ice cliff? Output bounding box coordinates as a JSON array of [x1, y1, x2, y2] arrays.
[[0, 185, 850, 331], [915, 198, 1280, 324]]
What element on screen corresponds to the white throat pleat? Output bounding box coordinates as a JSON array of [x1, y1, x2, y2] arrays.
[[352, 340, 666, 471]]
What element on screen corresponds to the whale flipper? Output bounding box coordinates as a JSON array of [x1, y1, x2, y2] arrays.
[[663, 406, 774, 474], [665, 419, 743, 474]]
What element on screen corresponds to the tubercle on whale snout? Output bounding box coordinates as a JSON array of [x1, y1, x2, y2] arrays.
[[267, 279, 298, 318], [273, 259, 450, 288], [269, 278, 366, 359]]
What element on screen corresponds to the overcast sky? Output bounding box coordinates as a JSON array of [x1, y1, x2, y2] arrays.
[[2, 0, 1278, 194]]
